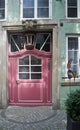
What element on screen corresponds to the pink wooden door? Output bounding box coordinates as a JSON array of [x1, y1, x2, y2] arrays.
[[8, 33, 52, 106], [9, 50, 52, 106]]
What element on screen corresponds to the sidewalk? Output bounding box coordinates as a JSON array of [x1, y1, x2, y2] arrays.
[[0, 106, 67, 130]]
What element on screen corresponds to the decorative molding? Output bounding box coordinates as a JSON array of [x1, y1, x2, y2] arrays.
[[9, 49, 52, 58]]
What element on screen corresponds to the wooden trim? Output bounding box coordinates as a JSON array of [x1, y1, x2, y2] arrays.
[[61, 82, 80, 86]]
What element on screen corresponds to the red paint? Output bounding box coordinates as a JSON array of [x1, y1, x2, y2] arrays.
[[8, 49, 52, 106]]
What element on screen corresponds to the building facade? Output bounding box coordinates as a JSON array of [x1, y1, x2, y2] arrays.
[[0, 0, 80, 108]]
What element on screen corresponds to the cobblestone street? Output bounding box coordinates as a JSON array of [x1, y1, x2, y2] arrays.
[[0, 106, 67, 130]]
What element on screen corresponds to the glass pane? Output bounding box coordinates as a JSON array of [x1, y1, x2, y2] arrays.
[[72, 64, 78, 74], [38, 0, 48, 7], [31, 56, 41, 65], [11, 42, 18, 52], [42, 44, 50, 52], [23, 8, 34, 18], [19, 73, 29, 79], [19, 57, 29, 65], [11, 35, 25, 52], [31, 66, 42, 72], [36, 34, 50, 51], [68, 8, 77, 17], [68, 51, 78, 63], [23, 0, 34, 7], [19, 66, 29, 72], [67, 0, 77, 6], [0, 0, 5, 8], [0, 10, 5, 19], [68, 37, 78, 50], [38, 8, 49, 18], [31, 74, 41, 79]]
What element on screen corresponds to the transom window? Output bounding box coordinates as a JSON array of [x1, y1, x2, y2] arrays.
[[0, 0, 5, 19], [21, 0, 52, 19], [9, 33, 51, 52], [19, 56, 42, 79], [66, 36, 80, 77]]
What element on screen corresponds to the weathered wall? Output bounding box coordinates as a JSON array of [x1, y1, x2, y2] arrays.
[[7, 0, 20, 22], [0, 0, 80, 108], [52, 0, 65, 20], [60, 22, 80, 108], [0, 22, 8, 108]]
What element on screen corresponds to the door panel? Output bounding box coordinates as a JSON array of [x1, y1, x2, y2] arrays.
[[18, 83, 43, 102]]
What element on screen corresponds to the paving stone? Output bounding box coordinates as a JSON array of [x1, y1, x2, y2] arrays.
[[0, 106, 67, 130]]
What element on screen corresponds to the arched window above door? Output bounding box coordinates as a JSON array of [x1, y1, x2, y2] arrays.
[[9, 32, 51, 52]]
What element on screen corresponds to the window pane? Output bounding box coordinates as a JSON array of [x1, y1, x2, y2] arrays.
[[19, 73, 29, 79], [31, 66, 42, 72], [36, 34, 50, 51], [68, 8, 77, 17], [19, 66, 29, 72], [31, 56, 41, 65], [0, 10, 5, 19], [38, 0, 48, 7], [38, 8, 49, 18], [68, 37, 78, 50], [67, 0, 77, 6], [23, 0, 34, 7], [31, 74, 41, 79], [68, 37, 78, 74], [72, 65, 78, 73], [11, 42, 18, 52], [19, 57, 29, 65], [11, 35, 25, 52], [68, 51, 78, 63], [23, 8, 34, 18], [0, 0, 5, 8]]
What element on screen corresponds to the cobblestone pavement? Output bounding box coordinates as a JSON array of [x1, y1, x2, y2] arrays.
[[0, 106, 67, 130]]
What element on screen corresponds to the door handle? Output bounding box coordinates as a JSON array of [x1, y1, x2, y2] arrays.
[[16, 80, 20, 84]]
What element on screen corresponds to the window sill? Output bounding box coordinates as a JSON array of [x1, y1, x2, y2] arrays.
[[61, 82, 80, 86], [61, 77, 80, 86], [0, 19, 6, 22]]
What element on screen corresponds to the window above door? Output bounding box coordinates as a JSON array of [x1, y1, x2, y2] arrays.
[[21, 0, 52, 19], [9, 32, 52, 52]]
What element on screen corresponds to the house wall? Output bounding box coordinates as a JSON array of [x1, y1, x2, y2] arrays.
[[7, 0, 20, 22], [52, 0, 65, 20], [0, 0, 60, 108], [0, 22, 8, 108], [0, 0, 80, 108], [60, 22, 80, 108]]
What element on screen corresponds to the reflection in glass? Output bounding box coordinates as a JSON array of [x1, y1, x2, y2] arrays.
[[38, 8, 49, 18], [0, 10, 5, 19], [31, 66, 41, 72], [36, 34, 50, 51], [23, 0, 34, 7], [31, 74, 41, 79], [31, 56, 41, 65], [19, 57, 29, 65], [19, 73, 29, 79], [0, 0, 5, 8], [38, 0, 48, 7], [23, 8, 34, 18], [19, 66, 29, 72]]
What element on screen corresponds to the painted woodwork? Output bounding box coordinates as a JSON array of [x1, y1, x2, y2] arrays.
[[8, 49, 52, 106]]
